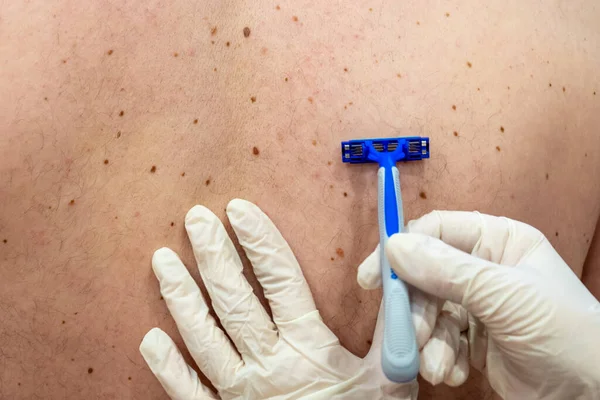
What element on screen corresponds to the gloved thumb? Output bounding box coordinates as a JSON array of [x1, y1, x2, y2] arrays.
[[386, 233, 504, 316]]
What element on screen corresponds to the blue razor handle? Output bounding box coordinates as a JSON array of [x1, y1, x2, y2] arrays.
[[341, 137, 429, 383]]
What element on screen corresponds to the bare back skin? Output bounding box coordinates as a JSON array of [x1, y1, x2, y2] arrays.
[[1, 1, 599, 398]]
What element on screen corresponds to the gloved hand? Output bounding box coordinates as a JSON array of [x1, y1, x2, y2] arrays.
[[358, 210, 600, 399], [140, 199, 421, 400]]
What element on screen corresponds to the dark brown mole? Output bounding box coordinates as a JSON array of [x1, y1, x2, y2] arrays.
[[44, 97, 48, 101], [170, 222, 174, 226], [292, 16, 298, 22], [453, 131, 459, 137], [419, 191, 427, 199], [104, 159, 109, 165], [311, 139, 317, 146], [546, 173, 549, 180], [150, 165, 157, 173], [128, 377, 132, 381], [336, 248, 345, 258], [193, 119, 198, 124], [452, 105, 456, 110], [500, 126, 505, 133], [329, 184, 334, 189], [243, 27, 251, 37], [477, 87, 480, 91], [344, 67, 348, 72], [496, 146, 501, 152], [62, 320, 65, 324], [211, 40, 215, 44], [367, 339, 373, 345], [213, 67, 217, 72], [555, 231, 559, 237], [88, 368, 94, 374], [18, 383, 21, 386], [211, 26, 218, 36], [252, 146, 260, 155], [284, 77, 288, 82], [119, 110, 124, 117], [250, 96, 256, 103], [2, 239, 6, 244], [69, 199, 75, 206], [74, 312, 78, 315], [327, 161, 332, 166], [71, 358, 75, 361], [343, 192, 348, 197], [62, 59, 67, 64], [116, 131, 121, 138], [181, 172, 186, 177], [160, 296, 164, 300], [173, 52, 179, 57], [226, 41, 230, 47], [466, 61, 472, 68], [594, 91, 596, 95], [549, 83, 552, 87], [205, 179, 211, 186], [562, 87, 566, 92], [330, 257, 334, 261], [107, 49, 113, 55]]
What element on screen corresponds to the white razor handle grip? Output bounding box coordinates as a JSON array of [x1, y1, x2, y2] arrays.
[[377, 166, 419, 383]]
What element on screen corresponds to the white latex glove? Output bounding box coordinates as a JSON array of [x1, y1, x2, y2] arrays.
[[139, 199, 420, 400], [359, 210, 600, 399]]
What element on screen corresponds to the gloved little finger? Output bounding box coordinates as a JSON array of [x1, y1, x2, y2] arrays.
[[357, 245, 381, 289], [444, 333, 469, 387], [140, 328, 220, 400], [419, 309, 461, 385]]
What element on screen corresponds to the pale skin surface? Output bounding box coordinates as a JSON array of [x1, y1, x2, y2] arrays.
[[1, 0, 600, 399]]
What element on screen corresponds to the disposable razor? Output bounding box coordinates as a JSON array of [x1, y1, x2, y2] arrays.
[[341, 136, 430, 383]]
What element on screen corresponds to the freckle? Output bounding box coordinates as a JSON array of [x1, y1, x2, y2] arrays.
[[477, 87, 480, 91], [173, 52, 179, 57], [344, 67, 348, 72], [329, 184, 333, 188], [419, 191, 427, 199], [88, 368, 94, 374], [555, 231, 559, 237], [211, 26, 217, 36], [213, 67, 217, 72], [18, 382, 21, 386], [327, 161, 332, 166], [276, 5, 280, 10], [452, 105, 456, 110], [292, 16, 298, 22], [467, 61, 472, 68], [284, 77, 288, 82], [308, 97, 314, 103], [120, 87, 125, 91], [507, 86, 510, 90], [585, 153, 588, 157], [103, 159, 109, 165], [336, 248, 345, 258], [74, 312, 78, 315], [261, 47, 268, 55], [445, 12, 450, 17], [587, 238, 590, 243], [194, 119, 198, 124], [496, 146, 501, 152], [116, 131, 121, 138], [250, 96, 256, 103], [369, 8, 373, 11], [546, 173, 549, 180], [396, 73, 402, 78], [170, 222, 174, 227], [562, 86, 566, 92], [150, 165, 156, 173], [549, 83, 552, 87], [416, 21, 420, 25], [181, 172, 186, 177], [44, 97, 48, 101], [252, 146, 260, 155], [62, 59, 67, 64], [211, 40, 215, 44], [49, 206, 52, 209], [114, 216, 117, 219], [205, 179, 211, 186], [311, 139, 317, 146], [594, 91, 596, 95], [71, 358, 74, 361], [343, 192, 348, 197], [243, 27, 251, 37], [367, 339, 373, 345], [69, 199, 75, 206], [500, 126, 504, 133], [107, 49, 113, 55], [453, 131, 458, 137], [62, 320, 65, 324]]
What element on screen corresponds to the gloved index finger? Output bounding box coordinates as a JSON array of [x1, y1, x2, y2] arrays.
[[226, 199, 317, 325], [407, 210, 544, 264]]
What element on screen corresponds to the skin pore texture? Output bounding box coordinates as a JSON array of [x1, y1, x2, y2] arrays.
[[1, 0, 600, 399]]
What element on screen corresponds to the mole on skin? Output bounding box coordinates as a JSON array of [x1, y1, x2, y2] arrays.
[[252, 146, 260, 155], [292, 16, 298, 22], [496, 146, 501, 152], [546, 173, 549, 180], [419, 191, 427, 199], [453, 131, 458, 137], [466, 61, 472, 68], [119, 110, 124, 117], [116, 131, 121, 138], [452, 105, 456, 110], [500, 126, 505, 133], [3, 239, 7, 244], [311, 139, 317, 146], [243, 27, 251, 37], [104, 159, 109, 165], [211, 26, 217, 36], [173, 52, 179, 57], [343, 192, 348, 197], [556, 232, 559, 237], [69, 199, 75, 206], [150, 165, 157, 173], [107, 50, 113, 55], [181, 172, 186, 177], [193, 119, 198, 124], [336, 248, 345, 257], [170, 222, 174, 227], [205, 179, 211, 186], [250, 96, 256, 103], [88, 368, 94, 374]]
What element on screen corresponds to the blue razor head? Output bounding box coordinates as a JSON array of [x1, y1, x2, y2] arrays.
[[340, 136, 430, 164]]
